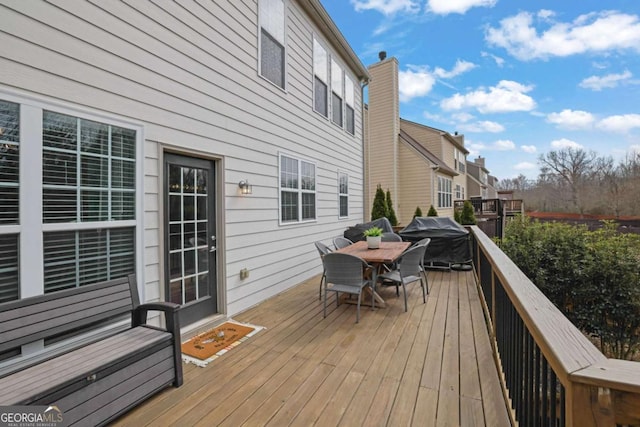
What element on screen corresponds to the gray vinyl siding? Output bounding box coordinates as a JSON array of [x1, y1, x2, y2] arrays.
[[0, 0, 364, 316]]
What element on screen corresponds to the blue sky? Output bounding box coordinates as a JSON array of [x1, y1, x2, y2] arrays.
[[322, 0, 640, 180]]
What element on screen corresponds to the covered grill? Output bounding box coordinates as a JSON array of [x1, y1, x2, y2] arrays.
[[399, 217, 471, 267]]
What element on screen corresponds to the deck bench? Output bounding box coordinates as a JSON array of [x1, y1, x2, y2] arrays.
[[0, 274, 182, 426]]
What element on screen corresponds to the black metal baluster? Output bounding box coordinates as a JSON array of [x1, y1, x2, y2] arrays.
[[542, 358, 549, 427]]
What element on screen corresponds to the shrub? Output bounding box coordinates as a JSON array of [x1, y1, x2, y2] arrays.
[[501, 217, 640, 360], [386, 189, 398, 226], [460, 200, 476, 225], [371, 185, 387, 220], [427, 205, 438, 216], [413, 206, 423, 218]]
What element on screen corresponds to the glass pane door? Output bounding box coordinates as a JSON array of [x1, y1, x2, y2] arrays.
[[165, 153, 217, 326]]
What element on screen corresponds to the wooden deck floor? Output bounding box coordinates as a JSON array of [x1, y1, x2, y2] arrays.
[[113, 269, 511, 426]]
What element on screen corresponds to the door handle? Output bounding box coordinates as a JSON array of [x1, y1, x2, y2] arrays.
[[210, 246, 217, 253]]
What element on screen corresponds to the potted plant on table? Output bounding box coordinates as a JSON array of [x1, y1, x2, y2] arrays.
[[363, 226, 383, 249]]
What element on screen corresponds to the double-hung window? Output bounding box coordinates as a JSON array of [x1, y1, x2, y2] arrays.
[[454, 148, 466, 173], [345, 77, 355, 134], [313, 38, 328, 117], [280, 154, 316, 223], [0, 96, 139, 303], [42, 111, 137, 293], [0, 100, 20, 304], [338, 172, 348, 218], [331, 59, 343, 127], [438, 176, 452, 208], [455, 184, 462, 200], [259, 0, 286, 89]]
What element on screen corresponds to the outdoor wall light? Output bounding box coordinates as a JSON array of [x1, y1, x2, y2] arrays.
[[238, 180, 252, 195]]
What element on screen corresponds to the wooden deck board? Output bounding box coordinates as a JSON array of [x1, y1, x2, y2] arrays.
[[113, 269, 511, 427]]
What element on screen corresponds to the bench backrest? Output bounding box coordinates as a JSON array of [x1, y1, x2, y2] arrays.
[[0, 276, 139, 354]]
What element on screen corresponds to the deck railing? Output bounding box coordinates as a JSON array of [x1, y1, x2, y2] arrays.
[[469, 226, 640, 426]]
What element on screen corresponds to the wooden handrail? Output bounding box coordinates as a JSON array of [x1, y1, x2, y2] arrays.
[[469, 226, 640, 426]]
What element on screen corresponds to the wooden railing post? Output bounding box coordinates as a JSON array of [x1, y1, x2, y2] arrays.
[[566, 383, 615, 426]]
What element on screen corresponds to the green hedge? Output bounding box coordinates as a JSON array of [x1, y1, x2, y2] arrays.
[[501, 217, 640, 360]]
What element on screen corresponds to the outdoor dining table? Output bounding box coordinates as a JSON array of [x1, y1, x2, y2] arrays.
[[334, 240, 411, 308]]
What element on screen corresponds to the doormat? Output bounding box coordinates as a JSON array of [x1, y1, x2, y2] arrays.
[[181, 320, 264, 367]]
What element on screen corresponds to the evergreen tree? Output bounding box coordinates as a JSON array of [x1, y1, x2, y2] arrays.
[[413, 206, 423, 218], [454, 207, 462, 224], [460, 200, 477, 224], [385, 189, 398, 226], [427, 205, 438, 216], [371, 185, 388, 220]]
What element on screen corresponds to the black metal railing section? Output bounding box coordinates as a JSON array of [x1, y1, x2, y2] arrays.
[[494, 277, 566, 426]]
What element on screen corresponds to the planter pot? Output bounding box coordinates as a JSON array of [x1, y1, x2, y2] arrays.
[[366, 236, 381, 249]]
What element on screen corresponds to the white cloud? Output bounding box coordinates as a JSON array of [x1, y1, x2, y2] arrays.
[[546, 109, 595, 130], [433, 60, 476, 79], [399, 61, 475, 101], [458, 121, 505, 133], [493, 139, 516, 150], [440, 80, 536, 113], [537, 10, 555, 20], [596, 114, 640, 133], [579, 70, 633, 91], [630, 144, 640, 154], [452, 112, 475, 122], [521, 145, 537, 153], [351, 0, 420, 15], [514, 162, 536, 170], [486, 11, 640, 61], [427, 0, 496, 15], [481, 51, 505, 67], [398, 68, 436, 102], [551, 138, 583, 149]]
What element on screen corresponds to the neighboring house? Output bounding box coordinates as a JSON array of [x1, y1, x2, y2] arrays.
[[487, 175, 499, 199], [0, 0, 369, 352], [467, 156, 498, 200], [364, 54, 468, 223]]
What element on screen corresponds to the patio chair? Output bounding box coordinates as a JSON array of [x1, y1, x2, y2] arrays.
[[376, 243, 428, 312], [412, 238, 431, 294], [381, 232, 403, 242], [314, 241, 333, 301], [333, 236, 353, 250], [322, 252, 373, 323]]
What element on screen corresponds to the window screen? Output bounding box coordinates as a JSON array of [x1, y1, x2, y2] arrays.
[[331, 59, 343, 127], [259, 0, 285, 88], [43, 228, 135, 293], [313, 39, 328, 116], [280, 155, 316, 223], [0, 100, 19, 225], [42, 111, 136, 223], [345, 77, 355, 134], [339, 173, 348, 218], [0, 234, 19, 304]]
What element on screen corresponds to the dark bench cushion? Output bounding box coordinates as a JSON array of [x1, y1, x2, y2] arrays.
[[0, 326, 171, 406]]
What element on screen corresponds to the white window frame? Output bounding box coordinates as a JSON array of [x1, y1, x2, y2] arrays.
[[345, 77, 355, 135], [437, 176, 452, 208], [338, 171, 349, 219], [455, 184, 461, 200], [278, 153, 316, 224], [0, 89, 144, 301], [330, 58, 344, 128], [258, 0, 287, 90], [313, 36, 329, 118]]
